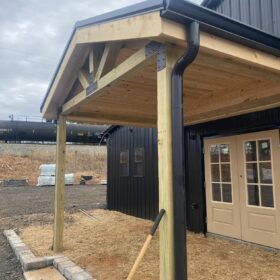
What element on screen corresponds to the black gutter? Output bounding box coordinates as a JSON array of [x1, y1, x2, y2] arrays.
[[162, 0, 280, 57], [171, 21, 200, 280], [40, 0, 164, 113]]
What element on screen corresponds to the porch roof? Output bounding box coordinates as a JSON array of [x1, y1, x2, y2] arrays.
[[41, 0, 280, 126]]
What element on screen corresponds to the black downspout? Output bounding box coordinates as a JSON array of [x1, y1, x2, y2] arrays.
[[171, 21, 200, 279]]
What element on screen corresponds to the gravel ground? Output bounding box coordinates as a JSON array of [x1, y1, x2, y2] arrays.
[[0, 184, 106, 280]]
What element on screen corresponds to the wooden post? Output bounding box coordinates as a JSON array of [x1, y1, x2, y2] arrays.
[[53, 115, 66, 252], [157, 45, 180, 280]]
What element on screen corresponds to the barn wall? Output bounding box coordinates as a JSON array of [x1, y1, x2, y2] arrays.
[[107, 126, 158, 220], [207, 0, 280, 38], [107, 108, 280, 233]]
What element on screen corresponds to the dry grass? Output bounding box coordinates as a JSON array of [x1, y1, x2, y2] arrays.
[[0, 145, 107, 185], [0, 155, 41, 185], [20, 209, 280, 280]]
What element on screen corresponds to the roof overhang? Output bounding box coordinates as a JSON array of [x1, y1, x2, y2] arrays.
[[41, 0, 280, 127]]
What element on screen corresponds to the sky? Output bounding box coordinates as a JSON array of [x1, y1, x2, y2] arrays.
[[0, 0, 203, 121]]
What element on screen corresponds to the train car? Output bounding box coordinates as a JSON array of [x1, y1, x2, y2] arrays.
[[0, 120, 107, 144]]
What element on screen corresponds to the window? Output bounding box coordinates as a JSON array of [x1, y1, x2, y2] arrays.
[[210, 143, 232, 203], [120, 150, 129, 177], [245, 139, 274, 208], [134, 148, 144, 177]]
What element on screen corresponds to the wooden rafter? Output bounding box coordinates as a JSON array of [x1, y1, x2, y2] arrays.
[[89, 48, 94, 75], [95, 42, 122, 81], [62, 42, 156, 115], [88, 44, 104, 79], [78, 70, 90, 89]]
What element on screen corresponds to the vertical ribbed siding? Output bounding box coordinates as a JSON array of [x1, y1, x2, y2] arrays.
[[107, 126, 159, 220], [209, 0, 280, 37], [107, 108, 280, 233]]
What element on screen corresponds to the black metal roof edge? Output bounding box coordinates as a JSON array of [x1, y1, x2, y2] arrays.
[[201, 0, 222, 8], [75, 0, 163, 29], [163, 1, 280, 57], [40, 0, 164, 113]]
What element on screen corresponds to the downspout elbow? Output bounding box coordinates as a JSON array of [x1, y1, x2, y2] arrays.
[[173, 21, 200, 76]]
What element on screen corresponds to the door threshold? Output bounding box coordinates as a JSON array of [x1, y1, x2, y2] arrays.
[[206, 232, 280, 253]]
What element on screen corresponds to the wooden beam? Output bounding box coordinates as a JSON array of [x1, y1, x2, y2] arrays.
[[76, 12, 163, 44], [78, 70, 90, 89], [89, 48, 94, 75], [186, 81, 280, 122], [88, 44, 104, 80], [157, 45, 180, 280], [53, 115, 66, 253], [186, 94, 280, 125], [62, 43, 156, 115], [42, 43, 90, 119], [195, 52, 280, 83], [199, 32, 280, 74], [67, 113, 156, 127], [95, 43, 122, 80]]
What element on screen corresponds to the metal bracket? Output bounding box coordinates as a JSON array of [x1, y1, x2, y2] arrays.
[[88, 73, 94, 84], [145, 41, 166, 71], [86, 81, 97, 96]]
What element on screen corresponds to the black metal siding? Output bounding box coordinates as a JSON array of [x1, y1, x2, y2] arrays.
[[107, 108, 280, 233], [211, 0, 280, 37], [107, 126, 158, 220]]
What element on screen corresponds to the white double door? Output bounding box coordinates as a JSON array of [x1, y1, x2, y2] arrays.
[[204, 129, 280, 249]]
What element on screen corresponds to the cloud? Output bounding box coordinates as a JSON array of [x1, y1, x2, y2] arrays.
[[0, 0, 202, 120]]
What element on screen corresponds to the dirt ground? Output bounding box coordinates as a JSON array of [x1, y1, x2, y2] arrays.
[[0, 184, 106, 280], [21, 209, 280, 280]]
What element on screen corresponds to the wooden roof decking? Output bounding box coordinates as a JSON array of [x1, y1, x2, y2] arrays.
[[41, 10, 280, 126]]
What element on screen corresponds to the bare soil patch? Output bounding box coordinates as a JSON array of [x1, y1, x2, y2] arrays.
[[20, 209, 280, 280]]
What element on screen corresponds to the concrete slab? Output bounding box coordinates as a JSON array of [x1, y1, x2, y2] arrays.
[[23, 267, 66, 280]]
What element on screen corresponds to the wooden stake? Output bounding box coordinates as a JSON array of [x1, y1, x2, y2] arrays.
[[53, 115, 66, 252], [157, 46, 180, 280]]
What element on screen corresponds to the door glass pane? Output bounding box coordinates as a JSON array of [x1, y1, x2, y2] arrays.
[[220, 144, 230, 162], [210, 145, 219, 163], [245, 141, 257, 161], [212, 183, 221, 201], [248, 185, 260, 206], [246, 163, 258, 183], [259, 162, 272, 184], [222, 184, 232, 203], [258, 140, 271, 161], [261, 185, 274, 207], [221, 164, 231, 182], [211, 164, 220, 182]]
